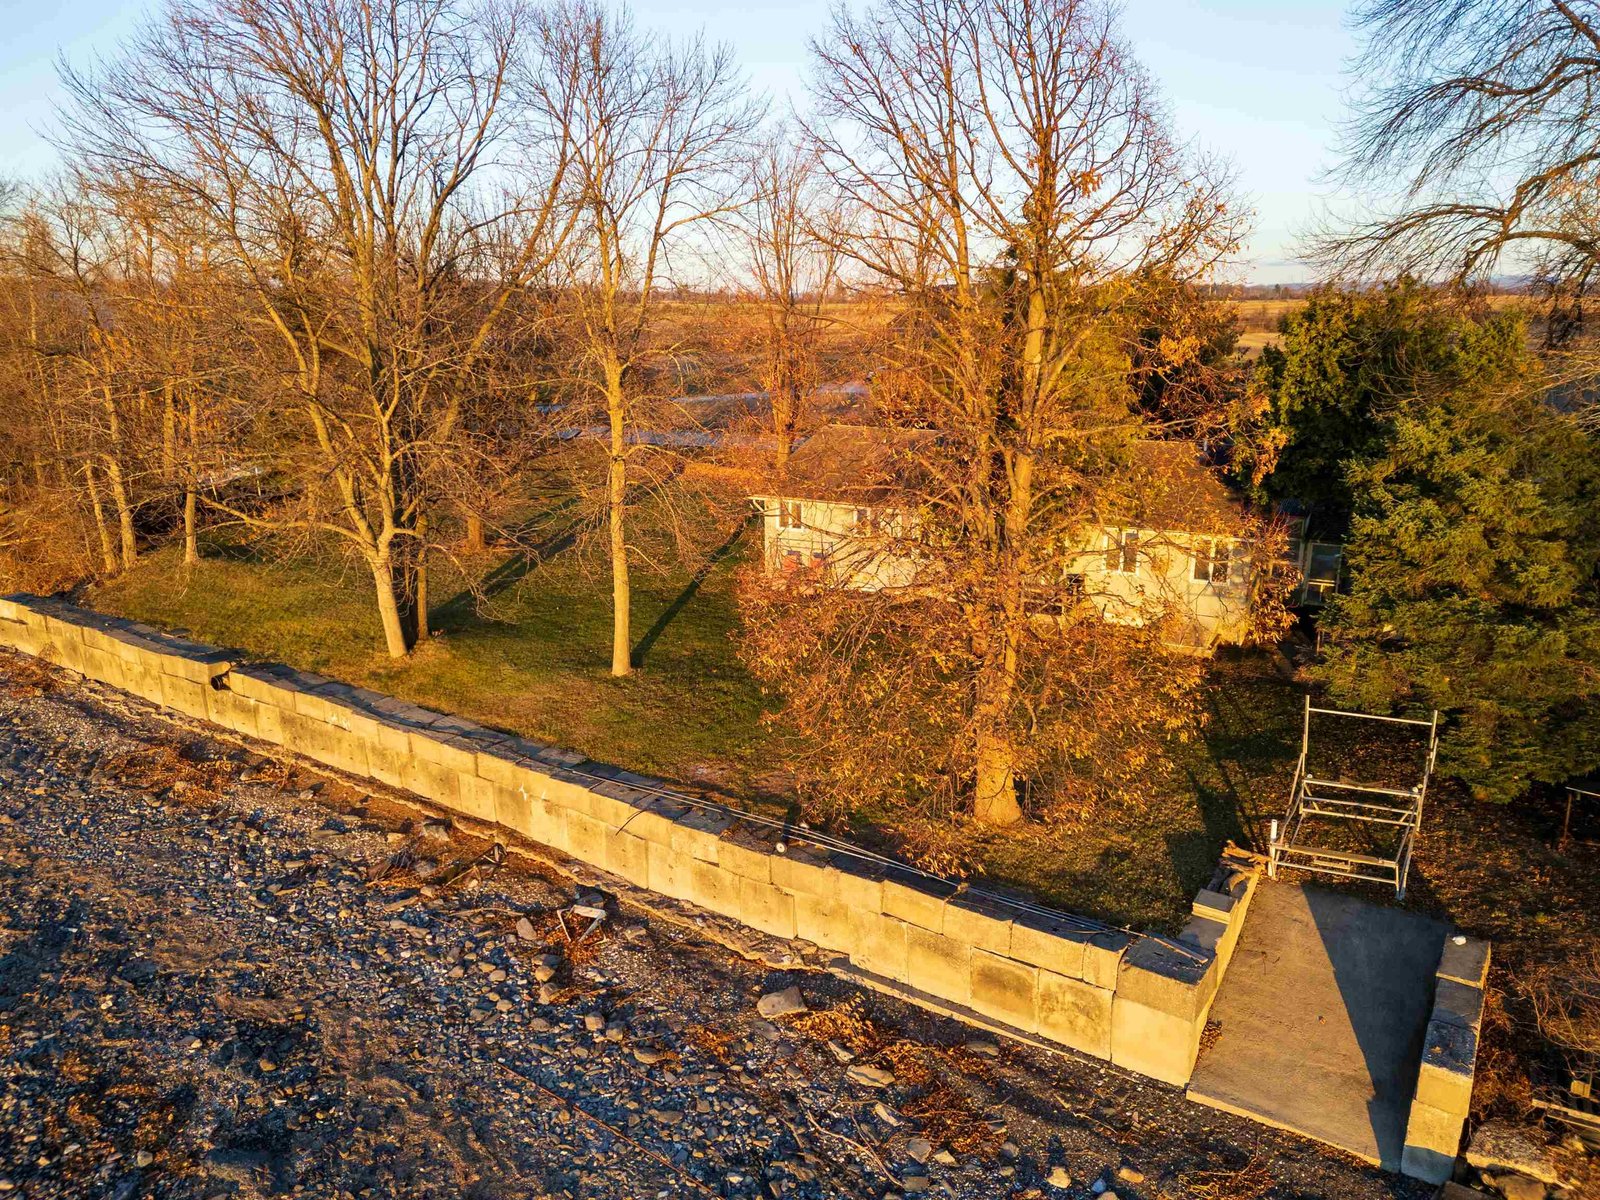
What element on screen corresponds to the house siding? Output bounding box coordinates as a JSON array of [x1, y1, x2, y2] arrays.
[[754, 497, 1255, 654]]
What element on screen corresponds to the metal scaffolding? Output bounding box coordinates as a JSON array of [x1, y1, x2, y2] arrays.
[[1267, 697, 1440, 899]]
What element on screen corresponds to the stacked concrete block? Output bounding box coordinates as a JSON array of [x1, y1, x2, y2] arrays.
[[1110, 935, 1219, 1086], [1402, 934, 1490, 1184], [1, 596, 234, 721], [0, 595, 1270, 1090], [1107, 858, 1260, 1087]]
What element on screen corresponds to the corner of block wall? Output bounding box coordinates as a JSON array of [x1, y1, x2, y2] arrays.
[[1109, 989, 1205, 1086], [1400, 930, 1489, 1182], [1400, 1101, 1465, 1184], [1108, 935, 1219, 1086]]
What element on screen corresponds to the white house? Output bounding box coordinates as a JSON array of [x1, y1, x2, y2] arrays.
[[751, 425, 1337, 655]]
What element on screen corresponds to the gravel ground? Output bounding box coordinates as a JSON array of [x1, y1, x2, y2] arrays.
[[0, 651, 1427, 1200]]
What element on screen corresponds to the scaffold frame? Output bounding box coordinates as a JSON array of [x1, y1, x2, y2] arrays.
[[1267, 697, 1440, 899]]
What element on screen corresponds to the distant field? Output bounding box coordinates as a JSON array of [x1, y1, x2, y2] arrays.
[[1227, 292, 1539, 358]]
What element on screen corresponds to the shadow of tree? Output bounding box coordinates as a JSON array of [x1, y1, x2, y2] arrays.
[[430, 497, 587, 632], [630, 519, 749, 668]]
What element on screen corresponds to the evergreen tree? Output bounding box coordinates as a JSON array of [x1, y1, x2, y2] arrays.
[[1242, 283, 1527, 535], [1314, 383, 1600, 802]]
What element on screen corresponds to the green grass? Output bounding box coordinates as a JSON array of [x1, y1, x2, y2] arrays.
[[89, 513, 1314, 932], [92, 513, 775, 797]]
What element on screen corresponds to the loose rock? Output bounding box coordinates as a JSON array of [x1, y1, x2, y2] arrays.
[[756, 985, 806, 1019]]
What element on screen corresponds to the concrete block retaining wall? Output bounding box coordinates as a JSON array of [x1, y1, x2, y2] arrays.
[[0, 594, 1256, 1087], [1401, 934, 1490, 1183]]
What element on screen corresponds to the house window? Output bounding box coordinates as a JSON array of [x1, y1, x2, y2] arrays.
[[778, 500, 803, 530], [1193, 538, 1231, 583], [1105, 529, 1140, 574]]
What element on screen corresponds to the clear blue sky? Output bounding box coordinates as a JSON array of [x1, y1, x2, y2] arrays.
[[0, 0, 1358, 284]]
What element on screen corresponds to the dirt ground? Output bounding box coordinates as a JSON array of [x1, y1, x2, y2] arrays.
[[0, 651, 1431, 1200]]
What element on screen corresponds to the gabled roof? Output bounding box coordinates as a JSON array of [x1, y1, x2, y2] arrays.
[[758, 424, 1246, 534], [759, 424, 940, 506], [1125, 442, 1245, 532]]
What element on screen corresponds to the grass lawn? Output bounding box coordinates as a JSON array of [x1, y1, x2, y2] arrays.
[[87, 508, 1312, 931], [92, 509, 774, 796], [96, 499, 1576, 941]]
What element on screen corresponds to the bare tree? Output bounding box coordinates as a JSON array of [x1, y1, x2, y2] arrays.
[[1318, 0, 1600, 304], [59, 0, 580, 657], [8, 184, 156, 576], [0, 192, 114, 586], [743, 0, 1255, 826], [547, 1, 761, 676], [738, 134, 843, 468]]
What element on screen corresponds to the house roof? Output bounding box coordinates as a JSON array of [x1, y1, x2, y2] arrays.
[[760, 424, 941, 506], [1125, 441, 1245, 532], [759, 423, 1246, 534]]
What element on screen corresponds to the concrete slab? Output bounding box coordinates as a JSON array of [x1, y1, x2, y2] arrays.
[[1187, 881, 1446, 1171]]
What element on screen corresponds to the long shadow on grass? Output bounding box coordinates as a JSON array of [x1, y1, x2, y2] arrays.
[[1196, 672, 1302, 850], [630, 520, 748, 668], [430, 498, 587, 631]]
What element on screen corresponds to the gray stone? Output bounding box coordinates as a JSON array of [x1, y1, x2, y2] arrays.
[[1484, 1173, 1547, 1200], [845, 1063, 894, 1088], [1467, 1121, 1562, 1185], [907, 1137, 933, 1163], [756, 986, 806, 1019]]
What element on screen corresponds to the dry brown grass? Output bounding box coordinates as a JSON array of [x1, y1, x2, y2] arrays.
[[678, 1020, 738, 1065], [0, 651, 61, 698], [1158, 1156, 1276, 1200], [789, 994, 878, 1052], [98, 740, 235, 799], [789, 996, 1002, 1157]]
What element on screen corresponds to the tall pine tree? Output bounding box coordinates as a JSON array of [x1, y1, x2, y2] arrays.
[[1241, 282, 1528, 536], [1314, 380, 1600, 802]]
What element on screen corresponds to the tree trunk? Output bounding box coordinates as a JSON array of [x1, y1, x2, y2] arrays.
[[606, 358, 632, 677], [183, 392, 201, 566], [973, 729, 1022, 825], [371, 556, 415, 660], [464, 511, 485, 553], [183, 488, 199, 567], [608, 451, 631, 676], [160, 380, 178, 480], [83, 461, 119, 576], [413, 517, 429, 642], [774, 374, 800, 470], [104, 455, 138, 570]]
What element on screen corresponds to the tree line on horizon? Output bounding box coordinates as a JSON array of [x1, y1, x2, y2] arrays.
[[0, 0, 1598, 823]]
